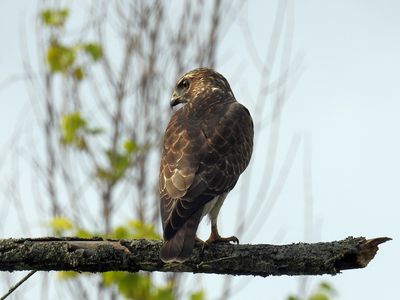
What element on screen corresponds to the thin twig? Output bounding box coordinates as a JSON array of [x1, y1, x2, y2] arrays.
[[0, 271, 37, 300]]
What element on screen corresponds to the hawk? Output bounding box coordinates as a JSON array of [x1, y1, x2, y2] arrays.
[[159, 68, 253, 262]]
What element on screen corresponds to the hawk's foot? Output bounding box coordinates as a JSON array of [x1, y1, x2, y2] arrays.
[[205, 232, 239, 245]]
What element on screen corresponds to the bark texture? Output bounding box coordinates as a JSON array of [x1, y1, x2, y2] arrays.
[[0, 236, 390, 276]]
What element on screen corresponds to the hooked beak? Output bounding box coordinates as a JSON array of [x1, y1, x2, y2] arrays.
[[170, 91, 185, 108]]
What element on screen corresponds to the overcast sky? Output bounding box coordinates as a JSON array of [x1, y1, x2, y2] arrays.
[[1, 1, 399, 299]]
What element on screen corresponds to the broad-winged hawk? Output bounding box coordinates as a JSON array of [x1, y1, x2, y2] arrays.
[[159, 68, 253, 262]]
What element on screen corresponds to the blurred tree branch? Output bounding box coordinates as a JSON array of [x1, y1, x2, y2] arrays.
[[10, 2, 233, 297], [0, 237, 390, 276]]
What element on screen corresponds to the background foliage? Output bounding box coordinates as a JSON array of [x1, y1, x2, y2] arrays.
[[0, 1, 338, 299]]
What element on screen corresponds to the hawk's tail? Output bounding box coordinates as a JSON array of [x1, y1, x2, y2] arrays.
[[160, 210, 202, 263]]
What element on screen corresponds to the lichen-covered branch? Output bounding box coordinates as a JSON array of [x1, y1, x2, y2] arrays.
[[0, 236, 390, 276]]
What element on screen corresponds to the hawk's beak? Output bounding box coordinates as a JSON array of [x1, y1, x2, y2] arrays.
[[170, 91, 183, 108]]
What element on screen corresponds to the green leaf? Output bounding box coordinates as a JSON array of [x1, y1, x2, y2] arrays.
[[318, 282, 336, 295], [190, 290, 205, 300], [127, 220, 160, 240], [108, 151, 129, 179], [120, 274, 150, 299], [152, 287, 175, 300], [112, 226, 129, 239], [287, 296, 301, 300], [107, 220, 160, 240], [47, 43, 76, 73], [75, 137, 87, 150], [97, 150, 130, 183], [107, 151, 129, 171], [75, 228, 92, 238], [96, 167, 113, 182], [57, 271, 79, 280], [40, 9, 69, 27], [309, 293, 329, 300], [73, 66, 85, 80], [60, 112, 88, 149], [83, 43, 103, 61], [154, 286, 174, 300], [102, 272, 126, 287], [103, 273, 159, 299], [49, 217, 73, 236], [123, 139, 137, 154]]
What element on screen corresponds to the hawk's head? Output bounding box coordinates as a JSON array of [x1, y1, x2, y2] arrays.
[[170, 68, 234, 108]]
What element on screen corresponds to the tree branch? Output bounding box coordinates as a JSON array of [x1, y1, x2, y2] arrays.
[[0, 236, 390, 276]]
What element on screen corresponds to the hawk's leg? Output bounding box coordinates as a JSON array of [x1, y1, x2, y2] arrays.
[[204, 193, 239, 244], [205, 224, 239, 244]]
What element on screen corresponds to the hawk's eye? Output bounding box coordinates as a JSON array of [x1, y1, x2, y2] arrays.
[[177, 79, 190, 90]]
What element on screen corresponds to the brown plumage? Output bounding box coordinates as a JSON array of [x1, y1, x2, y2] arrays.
[[159, 68, 253, 262]]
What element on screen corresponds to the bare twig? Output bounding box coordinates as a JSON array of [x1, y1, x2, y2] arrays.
[[0, 271, 36, 300]]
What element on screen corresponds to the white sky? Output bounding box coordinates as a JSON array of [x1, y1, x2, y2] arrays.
[[0, 1, 399, 300]]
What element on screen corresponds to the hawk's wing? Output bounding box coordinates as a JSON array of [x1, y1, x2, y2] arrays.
[[159, 101, 253, 261]]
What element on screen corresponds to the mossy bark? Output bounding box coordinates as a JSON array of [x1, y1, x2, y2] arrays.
[[0, 236, 390, 276]]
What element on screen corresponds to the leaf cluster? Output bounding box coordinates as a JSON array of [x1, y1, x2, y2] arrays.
[[41, 8, 102, 79], [287, 282, 337, 300]]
